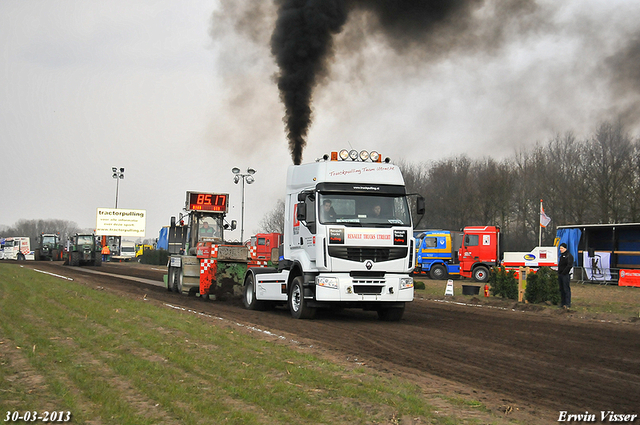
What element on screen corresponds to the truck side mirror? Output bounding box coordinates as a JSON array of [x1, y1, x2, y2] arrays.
[[416, 196, 425, 215], [296, 203, 307, 222], [170, 216, 176, 227], [231, 220, 237, 231]]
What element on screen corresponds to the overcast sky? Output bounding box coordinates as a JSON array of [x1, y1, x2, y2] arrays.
[[1, 0, 639, 241]]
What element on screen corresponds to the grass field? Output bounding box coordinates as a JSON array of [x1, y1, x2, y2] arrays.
[[1, 264, 521, 424], [414, 276, 640, 322]]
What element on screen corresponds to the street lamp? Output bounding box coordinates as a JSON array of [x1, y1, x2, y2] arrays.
[[112, 167, 125, 208], [232, 167, 256, 243]]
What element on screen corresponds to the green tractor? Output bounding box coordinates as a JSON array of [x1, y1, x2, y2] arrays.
[[65, 233, 102, 267], [34, 233, 63, 261]]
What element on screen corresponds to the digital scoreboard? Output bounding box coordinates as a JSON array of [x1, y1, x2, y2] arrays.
[[185, 191, 228, 213]]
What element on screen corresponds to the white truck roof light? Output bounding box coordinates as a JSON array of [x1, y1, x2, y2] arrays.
[[329, 149, 386, 162]]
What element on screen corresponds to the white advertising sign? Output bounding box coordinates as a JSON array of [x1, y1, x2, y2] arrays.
[[96, 208, 146, 236]]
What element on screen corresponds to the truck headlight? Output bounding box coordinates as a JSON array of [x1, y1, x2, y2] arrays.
[[400, 277, 414, 289], [316, 276, 338, 289]]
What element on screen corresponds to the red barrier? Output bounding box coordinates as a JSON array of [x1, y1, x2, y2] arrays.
[[619, 269, 640, 287]]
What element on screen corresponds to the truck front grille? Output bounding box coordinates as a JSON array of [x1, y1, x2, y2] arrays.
[[353, 285, 384, 295], [328, 247, 407, 262]]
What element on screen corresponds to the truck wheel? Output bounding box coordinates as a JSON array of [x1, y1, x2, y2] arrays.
[[378, 304, 405, 321], [243, 273, 267, 310], [70, 252, 80, 267], [167, 267, 175, 291], [94, 255, 102, 267], [172, 269, 183, 294], [473, 266, 490, 282], [430, 264, 447, 280], [289, 276, 315, 319]]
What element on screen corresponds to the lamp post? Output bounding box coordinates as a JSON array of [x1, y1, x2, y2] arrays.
[[112, 167, 125, 208], [232, 167, 256, 243]]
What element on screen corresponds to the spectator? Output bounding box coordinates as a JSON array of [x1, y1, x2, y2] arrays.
[[558, 243, 574, 309]]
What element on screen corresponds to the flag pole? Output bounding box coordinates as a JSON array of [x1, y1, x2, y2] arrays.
[[539, 199, 543, 246]]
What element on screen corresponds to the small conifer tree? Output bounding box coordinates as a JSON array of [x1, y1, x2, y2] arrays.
[[525, 267, 561, 305], [488, 266, 518, 299]]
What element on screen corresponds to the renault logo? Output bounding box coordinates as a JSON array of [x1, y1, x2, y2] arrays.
[[365, 260, 373, 270]]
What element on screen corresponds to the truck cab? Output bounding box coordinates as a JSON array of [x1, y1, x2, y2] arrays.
[[414, 230, 463, 279], [2, 237, 33, 260], [244, 149, 424, 321], [458, 226, 500, 282]]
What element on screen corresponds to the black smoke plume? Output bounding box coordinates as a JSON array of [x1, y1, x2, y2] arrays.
[[271, 0, 495, 164], [271, 0, 350, 165]]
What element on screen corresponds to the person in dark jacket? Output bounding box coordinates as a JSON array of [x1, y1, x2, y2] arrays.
[[558, 243, 574, 309]]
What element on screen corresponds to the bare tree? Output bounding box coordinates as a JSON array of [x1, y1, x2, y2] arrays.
[[589, 121, 634, 223], [396, 160, 430, 228], [259, 199, 285, 234], [1, 219, 81, 246]]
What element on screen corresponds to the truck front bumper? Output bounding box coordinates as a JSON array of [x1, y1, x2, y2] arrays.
[[314, 274, 413, 302]]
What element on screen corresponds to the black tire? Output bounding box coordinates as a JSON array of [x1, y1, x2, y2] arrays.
[[34, 250, 40, 261], [94, 255, 102, 267], [172, 268, 183, 294], [17, 253, 25, 261], [167, 267, 175, 291], [243, 273, 267, 310], [378, 304, 405, 321], [473, 266, 490, 283], [69, 252, 80, 267], [430, 264, 447, 280], [289, 276, 315, 319]]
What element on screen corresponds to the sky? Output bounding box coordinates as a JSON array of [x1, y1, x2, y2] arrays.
[[1, 0, 639, 242]]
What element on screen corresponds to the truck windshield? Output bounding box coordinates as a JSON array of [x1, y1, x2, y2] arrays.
[[42, 236, 57, 245], [318, 193, 411, 226], [197, 216, 222, 241], [77, 236, 93, 245]]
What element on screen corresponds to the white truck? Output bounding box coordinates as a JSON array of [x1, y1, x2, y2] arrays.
[[2, 237, 34, 260], [119, 240, 136, 260], [242, 149, 424, 321]]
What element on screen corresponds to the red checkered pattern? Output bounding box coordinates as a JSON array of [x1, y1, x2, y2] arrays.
[[211, 245, 219, 258], [200, 258, 217, 274], [249, 245, 257, 259]]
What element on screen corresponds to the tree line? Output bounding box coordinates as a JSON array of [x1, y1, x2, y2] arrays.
[[399, 120, 640, 251], [0, 219, 85, 247], [257, 120, 639, 252]]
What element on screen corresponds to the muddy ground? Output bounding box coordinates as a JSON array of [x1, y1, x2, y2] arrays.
[[21, 261, 640, 423]]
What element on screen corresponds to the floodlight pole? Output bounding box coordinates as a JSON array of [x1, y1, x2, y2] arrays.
[[232, 167, 256, 243], [112, 167, 125, 208]]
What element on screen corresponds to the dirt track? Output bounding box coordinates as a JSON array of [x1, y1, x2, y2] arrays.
[[23, 261, 640, 423]]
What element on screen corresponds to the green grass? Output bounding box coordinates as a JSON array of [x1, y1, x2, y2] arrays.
[[0, 264, 514, 424]]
